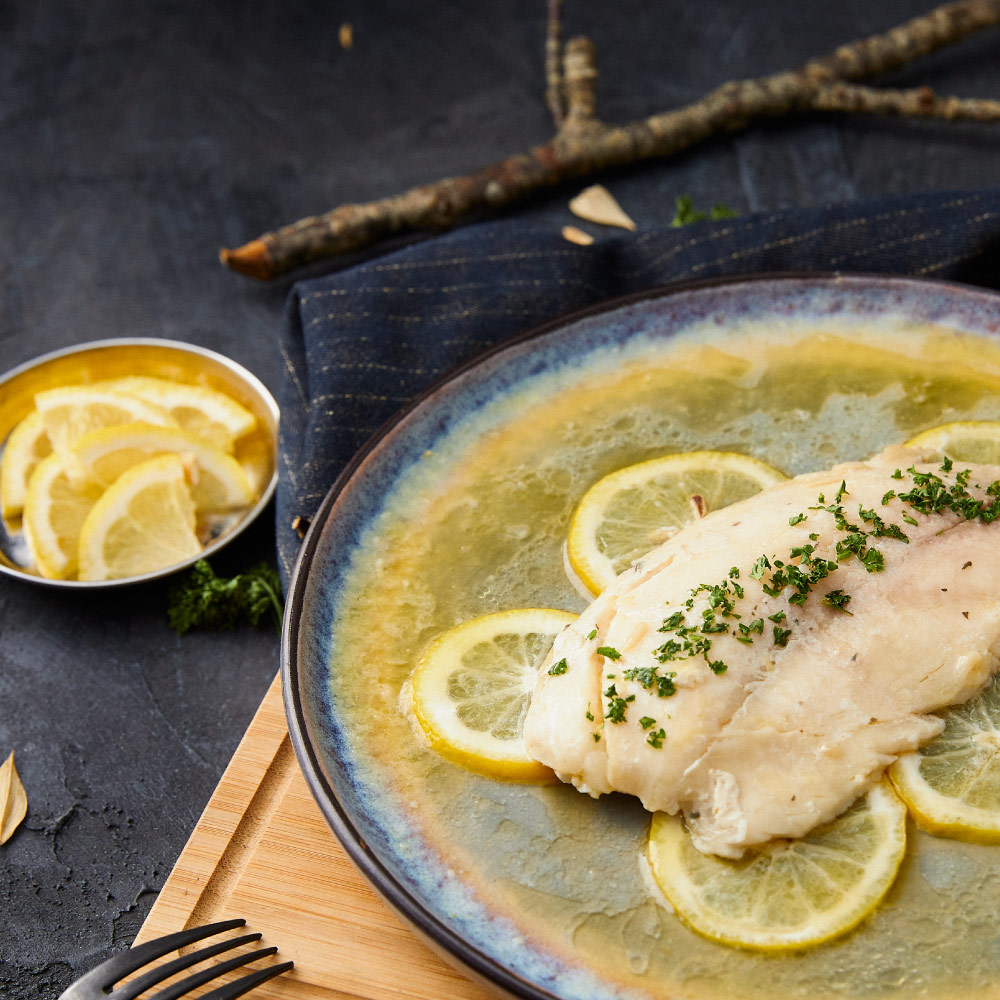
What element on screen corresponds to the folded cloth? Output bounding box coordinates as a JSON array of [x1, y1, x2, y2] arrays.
[[277, 188, 1000, 582]]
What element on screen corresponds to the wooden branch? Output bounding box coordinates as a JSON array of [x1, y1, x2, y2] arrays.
[[545, 0, 566, 127], [810, 82, 1000, 120], [220, 0, 1000, 281], [562, 36, 598, 129]]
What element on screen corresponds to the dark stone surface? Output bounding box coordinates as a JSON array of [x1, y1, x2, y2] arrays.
[[3, 1, 1000, 994]]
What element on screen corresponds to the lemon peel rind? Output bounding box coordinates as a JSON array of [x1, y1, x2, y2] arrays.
[[647, 782, 907, 952], [568, 450, 788, 596], [410, 608, 577, 783], [889, 753, 1000, 844]]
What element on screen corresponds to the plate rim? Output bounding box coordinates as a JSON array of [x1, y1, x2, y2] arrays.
[[281, 269, 1000, 997]]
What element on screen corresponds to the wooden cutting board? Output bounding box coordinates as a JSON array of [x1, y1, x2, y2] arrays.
[[136, 672, 495, 999]]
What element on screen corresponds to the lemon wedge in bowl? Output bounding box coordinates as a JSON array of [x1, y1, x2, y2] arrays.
[[890, 672, 1000, 843], [22, 452, 105, 579], [72, 422, 255, 512], [905, 420, 1000, 464], [34, 385, 178, 454], [77, 454, 201, 581], [410, 608, 577, 782], [647, 782, 907, 951], [97, 376, 256, 452], [0, 409, 52, 522], [567, 451, 787, 595]]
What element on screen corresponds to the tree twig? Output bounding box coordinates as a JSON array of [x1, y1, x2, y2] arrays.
[[810, 81, 1000, 120], [220, 0, 1000, 281], [545, 0, 566, 127]]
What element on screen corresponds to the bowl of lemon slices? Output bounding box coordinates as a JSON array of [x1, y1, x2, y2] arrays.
[[0, 339, 278, 587]]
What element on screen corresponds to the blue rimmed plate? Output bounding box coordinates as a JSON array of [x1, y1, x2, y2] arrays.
[[283, 274, 1000, 1000]]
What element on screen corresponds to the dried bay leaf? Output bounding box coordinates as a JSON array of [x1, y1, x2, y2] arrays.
[[569, 184, 636, 231], [0, 751, 27, 844], [561, 225, 594, 246]]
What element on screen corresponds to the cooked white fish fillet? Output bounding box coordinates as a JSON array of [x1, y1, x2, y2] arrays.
[[524, 446, 1000, 857]]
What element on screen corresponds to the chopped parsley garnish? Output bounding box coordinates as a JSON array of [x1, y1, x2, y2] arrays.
[[773, 625, 792, 647], [586, 628, 598, 640], [708, 660, 728, 675], [639, 716, 656, 730], [604, 684, 629, 723], [788, 512, 807, 526], [597, 646, 622, 660], [585, 710, 594, 721], [861, 547, 885, 573], [623, 665, 677, 698], [768, 610, 786, 623], [823, 589, 852, 613], [646, 728, 666, 749], [548, 658, 568, 675]]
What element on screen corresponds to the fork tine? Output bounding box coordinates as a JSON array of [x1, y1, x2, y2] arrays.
[[63, 919, 247, 994], [148, 947, 279, 1000], [196, 961, 295, 1000], [111, 932, 262, 1000]]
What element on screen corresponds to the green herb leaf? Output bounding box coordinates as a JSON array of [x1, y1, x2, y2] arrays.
[[548, 658, 569, 676], [167, 560, 283, 636], [823, 589, 853, 613], [670, 194, 738, 227], [646, 728, 666, 749]]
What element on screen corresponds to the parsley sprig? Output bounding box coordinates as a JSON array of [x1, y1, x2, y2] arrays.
[[167, 560, 283, 635]]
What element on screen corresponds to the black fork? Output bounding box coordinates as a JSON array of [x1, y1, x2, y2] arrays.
[[58, 918, 293, 1000]]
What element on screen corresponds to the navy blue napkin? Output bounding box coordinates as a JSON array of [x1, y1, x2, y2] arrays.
[[277, 188, 1000, 582]]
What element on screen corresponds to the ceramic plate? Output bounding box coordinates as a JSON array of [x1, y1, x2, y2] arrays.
[[283, 274, 1000, 1000]]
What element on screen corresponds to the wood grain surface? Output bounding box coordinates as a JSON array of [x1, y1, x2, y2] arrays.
[[135, 672, 494, 999]]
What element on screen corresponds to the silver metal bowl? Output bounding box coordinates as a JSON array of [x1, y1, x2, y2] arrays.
[[0, 338, 279, 588]]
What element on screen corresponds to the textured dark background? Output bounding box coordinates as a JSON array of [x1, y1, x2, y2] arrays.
[[4, 1, 1000, 995]]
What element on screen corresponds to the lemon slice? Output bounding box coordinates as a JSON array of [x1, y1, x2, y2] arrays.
[[35, 386, 177, 454], [889, 672, 1000, 843], [73, 423, 255, 512], [568, 451, 788, 594], [77, 454, 201, 581], [410, 608, 577, 782], [905, 421, 1000, 464], [98, 377, 256, 451], [647, 782, 907, 951], [22, 452, 104, 579], [1, 410, 52, 521]]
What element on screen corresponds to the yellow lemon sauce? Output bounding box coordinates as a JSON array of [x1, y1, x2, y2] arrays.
[[327, 322, 1000, 1000]]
